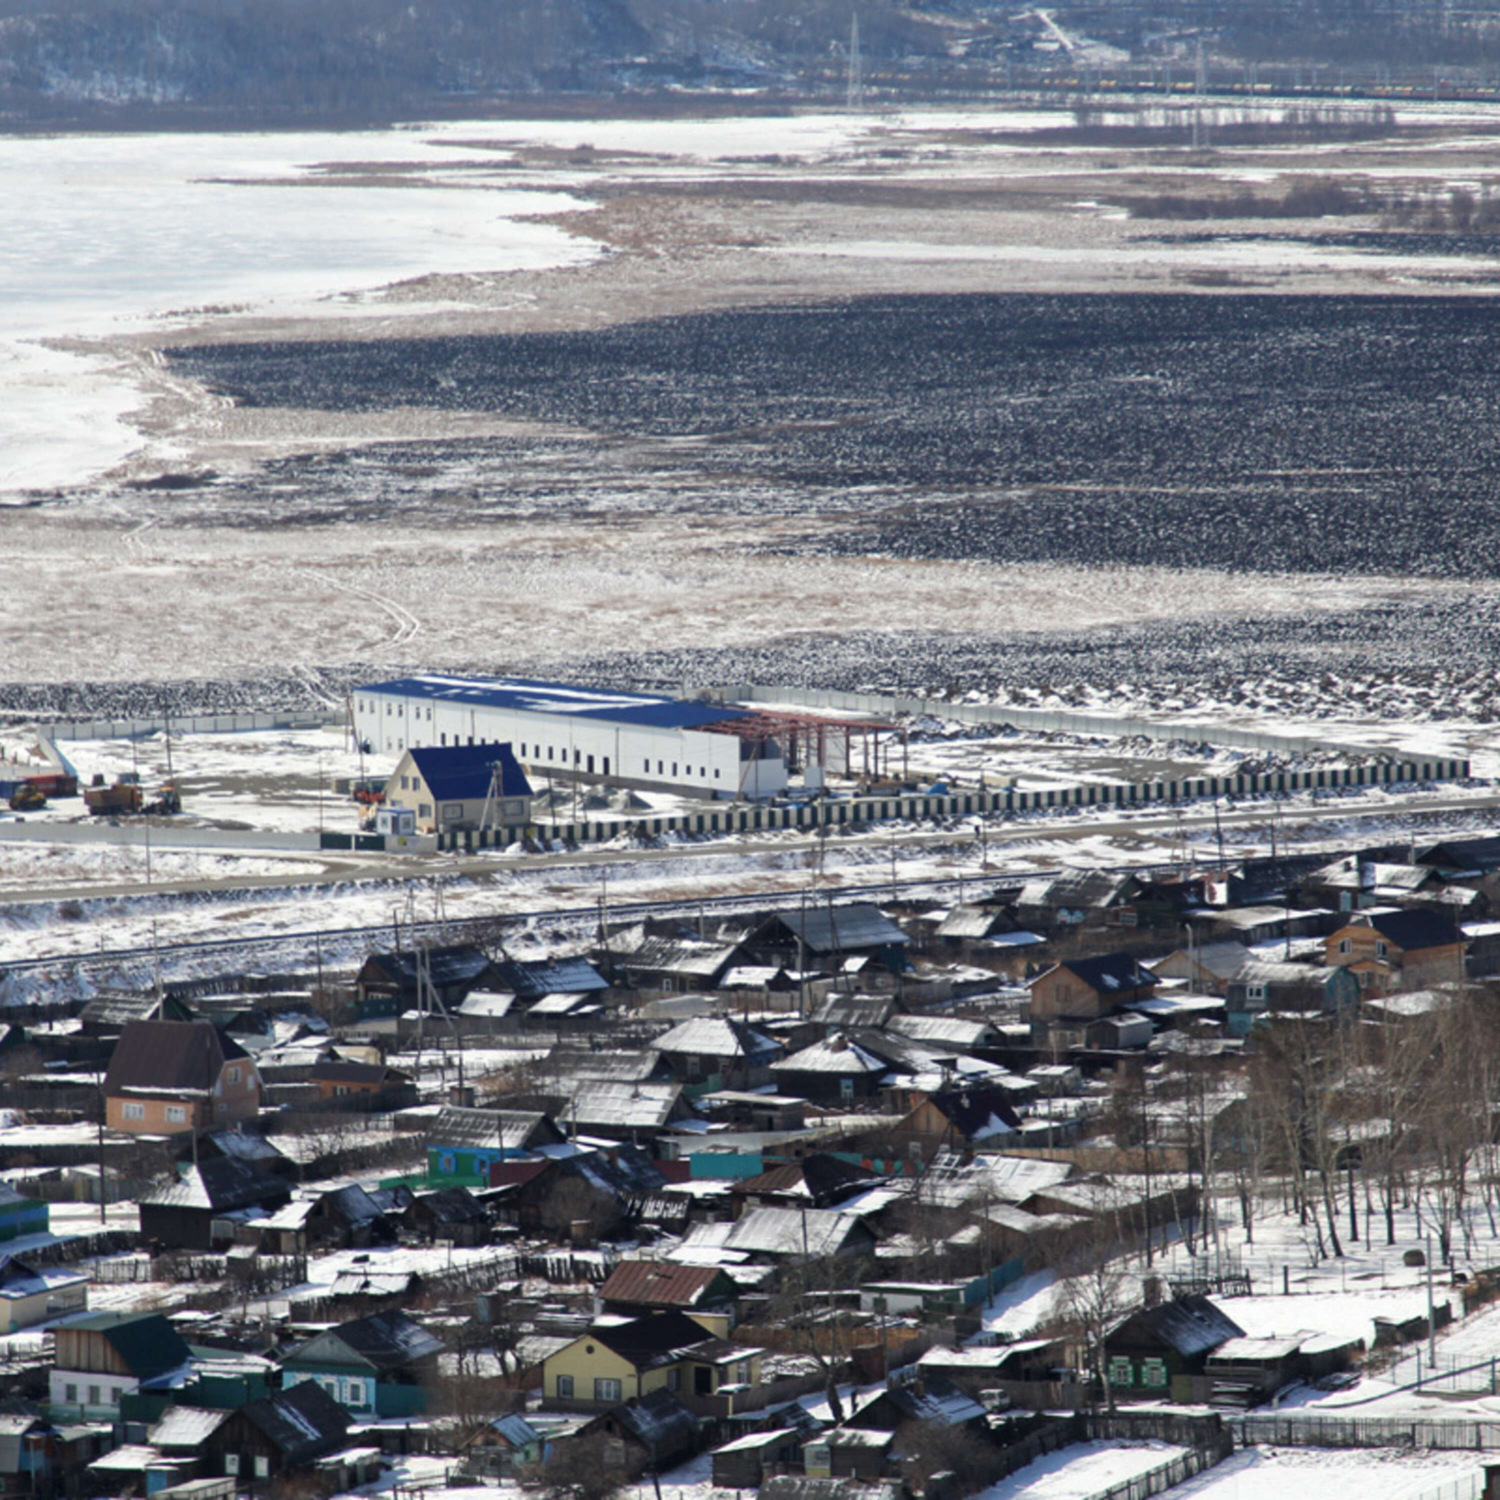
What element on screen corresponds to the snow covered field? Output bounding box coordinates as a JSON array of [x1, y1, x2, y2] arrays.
[[1166, 1447, 1480, 1500]]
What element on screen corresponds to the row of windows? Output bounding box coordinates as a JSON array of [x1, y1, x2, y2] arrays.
[[224, 1455, 273, 1478], [642, 759, 721, 781], [62, 1381, 118, 1407]]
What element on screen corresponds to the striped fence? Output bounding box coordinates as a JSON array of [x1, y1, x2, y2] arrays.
[[439, 756, 1470, 852]]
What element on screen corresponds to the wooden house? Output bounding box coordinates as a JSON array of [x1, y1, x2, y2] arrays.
[[104, 1019, 261, 1133], [1027, 954, 1159, 1024], [138, 1158, 290, 1251], [200, 1380, 351, 1484], [894, 1084, 1022, 1154], [425, 1106, 565, 1184], [598, 1262, 739, 1325], [712, 1428, 804, 1489], [1103, 1296, 1244, 1396], [310, 1059, 417, 1108], [650, 1016, 782, 1089], [49, 1312, 192, 1421], [403, 1185, 489, 1246], [1324, 909, 1468, 994], [355, 944, 504, 1019], [282, 1310, 446, 1418], [579, 1387, 700, 1470]]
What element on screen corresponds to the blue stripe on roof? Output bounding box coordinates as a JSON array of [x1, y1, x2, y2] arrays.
[[360, 675, 750, 731]]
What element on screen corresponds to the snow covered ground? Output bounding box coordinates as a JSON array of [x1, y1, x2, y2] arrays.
[[1166, 1447, 1480, 1500], [979, 1440, 1185, 1500]]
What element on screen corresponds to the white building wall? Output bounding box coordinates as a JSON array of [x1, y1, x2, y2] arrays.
[[352, 688, 786, 800]]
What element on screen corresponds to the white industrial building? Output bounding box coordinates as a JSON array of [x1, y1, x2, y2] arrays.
[[353, 675, 789, 800]]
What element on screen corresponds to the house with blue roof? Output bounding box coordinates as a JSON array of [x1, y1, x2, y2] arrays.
[[384, 741, 533, 833]]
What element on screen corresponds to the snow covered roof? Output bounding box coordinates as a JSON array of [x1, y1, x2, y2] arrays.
[[714, 1206, 868, 1259], [653, 1017, 780, 1061], [149, 1405, 231, 1449], [772, 1036, 888, 1076]]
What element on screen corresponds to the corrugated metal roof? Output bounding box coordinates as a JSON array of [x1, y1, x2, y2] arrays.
[[600, 1260, 730, 1308], [772, 1037, 888, 1076], [767, 904, 908, 956], [360, 675, 751, 731], [426, 1106, 557, 1151]]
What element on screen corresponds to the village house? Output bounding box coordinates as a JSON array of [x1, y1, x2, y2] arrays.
[[1028, 953, 1160, 1024], [50, 1312, 193, 1422], [598, 1261, 740, 1328], [425, 1105, 566, 1184], [138, 1157, 292, 1251], [382, 741, 533, 833], [309, 1058, 417, 1108], [103, 1019, 261, 1133], [578, 1387, 701, 1470], [1323, 909, 1468, 994], [355, 944, 503, 1019], [540, 1309, 762, 1409], [1103, 1295, 1245, 1396], [282, 1309, 446, 1418], [650, 1016, 782, 1089], [0, 1255, 88, 1331], [199, 1380, 351, 1485]]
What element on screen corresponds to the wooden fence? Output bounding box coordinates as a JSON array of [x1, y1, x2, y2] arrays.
[[1230, 1413, 1500, 1450], [442, 757, 1470, 851]]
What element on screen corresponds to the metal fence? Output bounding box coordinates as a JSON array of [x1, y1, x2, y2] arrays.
[[1383, 1349, 1500, 1395], [1404, 1476, 1483, 1500], [442, 755, 1469, 851]]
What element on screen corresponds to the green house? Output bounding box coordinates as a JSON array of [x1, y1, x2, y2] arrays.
[[282, 1310, 445, 1418], [424, 1105, 564, 1186]]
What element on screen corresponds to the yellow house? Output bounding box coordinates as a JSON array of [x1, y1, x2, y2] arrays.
[[540, 1311, 762, 1407]]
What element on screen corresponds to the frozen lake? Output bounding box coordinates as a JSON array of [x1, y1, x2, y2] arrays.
[[0, 126, 597, 494]]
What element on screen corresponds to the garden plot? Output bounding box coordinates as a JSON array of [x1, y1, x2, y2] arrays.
[[978, 1440, 1185, 1500], [1165, 1447, 1480, 1500]]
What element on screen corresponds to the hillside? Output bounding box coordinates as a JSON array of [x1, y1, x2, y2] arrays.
[[0, 0, 948, 124]]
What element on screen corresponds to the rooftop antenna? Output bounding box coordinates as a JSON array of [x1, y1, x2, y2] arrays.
[[846, 10, 863, 112]]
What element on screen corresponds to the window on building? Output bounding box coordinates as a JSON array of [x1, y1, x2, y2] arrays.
[[737, 1362, 751, 1384], [225, 1455, 239, 1476], [123, 1102, 145, 1121], [1339, 938, 1351, 954], [64, 1384, 77, 1404], [442, 803, 463, 823], [1108, 1358, 1133, 1387], [165, 1105, 187, 1124], [346, 1379, 366, 1406], [644, 760, 650, 773], [227, 1067, 241, 1085], [419, 803, 432, 819], [594, 1378, 622, 1403], [556, 1375, 574, 1399], [440, 733, 447, 746], [1246, 984, 1266, 1004], [1377, 940, 1388, 958], [672, 763, 678, 777], [88, 1385, 100, 1407], [1142, 1359, 1168, 1388], [255, 1456, 270, 1478], [715, 770, 721, 780], [603, 757, 610, 775], [666, 1368, 681, 1391]]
